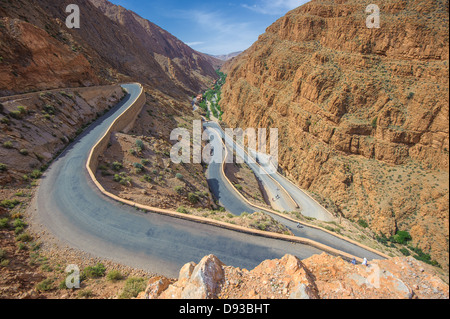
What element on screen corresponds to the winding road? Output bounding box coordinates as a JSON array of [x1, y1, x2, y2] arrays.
[[203, 123, 384, 262], [31, 84, 326, 277], [32, 83, 384, 278]]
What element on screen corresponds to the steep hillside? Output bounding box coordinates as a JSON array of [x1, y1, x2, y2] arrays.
[[0, 0, 219, 185], [0, 86, 125, 185], [89, 0, 218, 95], [0, 15, 103, 96], [220, 0, 449, 270], [0, 0, 217, 97]]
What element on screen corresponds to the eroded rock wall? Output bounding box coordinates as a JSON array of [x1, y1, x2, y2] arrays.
[[220, 0, 449, 270]]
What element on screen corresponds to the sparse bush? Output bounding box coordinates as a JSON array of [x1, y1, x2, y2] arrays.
[[133, 163, 144, 173], [375, 233, 389, 246], [30, 242, 41, 251], [0, 248, 6, 262], [99, 165, 111, 176], [174, 186, 184, 194], [0, 163, 7, 172], [0, 246, 9, 266], [0, 259, 9, 267], [254, 222, 267, 231], [82, 263, 106, 279], [177, 206, 189, 214], [17, 106, 27, 114], [98, 164, 109, 171], [111, 161, 123, 171], [30, 169, 42, 179], [400, 247, 410, 256], [16, 232, 33, 242], [371, 117, 378, 129], [119, 277, 146, 299], [78, 289, 93, 298], [3, 141, 13, 149], [135, 139, 144, 150], [113, 173, 131, 186], [393, 231, 412, 245], [35, 278, 54, 292], [14, 226, 24, 235], [12, 218, 26, 229], [107, 270, 124, 282], [216, 206, 226, 212], [188, 193, 199, 204], [409, 246, 439, 267], [43, 104, 56, 115], [175, 173, 184, 180], [19, 149, 29, 156], [60, 91, 74, 100], [9, 106, 27, 119], [0, 199, 20, 209], [0, 218, 9, 229], [357, 219, 369, 228], [9, 111, 21, 119]]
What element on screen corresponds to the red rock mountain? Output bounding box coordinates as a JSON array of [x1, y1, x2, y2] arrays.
[[221, 0, 449, 270], [0, 0, 218, 97], [89, 0, 218, 94]]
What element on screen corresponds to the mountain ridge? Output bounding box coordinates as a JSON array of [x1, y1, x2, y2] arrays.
[[0, 0, 218, 97]]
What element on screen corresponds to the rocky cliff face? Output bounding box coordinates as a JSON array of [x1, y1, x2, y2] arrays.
[[220, 0, 449, 271], [0, 16, 102, 96], [138, 253, 449, 299]]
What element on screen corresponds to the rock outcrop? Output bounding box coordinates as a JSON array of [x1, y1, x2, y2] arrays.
[[138, 255, 225, 299], [0, 16, 102, 96], [220, 0, 449, 270], [138, 253, 449, 299]]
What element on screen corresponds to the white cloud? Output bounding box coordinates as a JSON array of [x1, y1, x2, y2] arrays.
[[180, 10, 261, 55], [185, 41, 205, 47], [242, 0, 309, 15]]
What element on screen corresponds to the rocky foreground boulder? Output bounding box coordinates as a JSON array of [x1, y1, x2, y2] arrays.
[[138, 253, 449, 299]]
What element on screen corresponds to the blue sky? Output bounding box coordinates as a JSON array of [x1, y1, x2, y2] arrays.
[[108, 0, 310, 55]]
